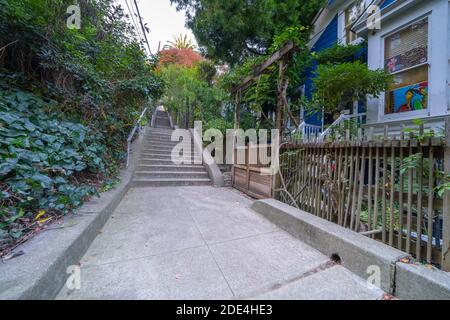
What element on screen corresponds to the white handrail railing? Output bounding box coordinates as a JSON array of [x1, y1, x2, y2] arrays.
[[290, 121, 322, 141], [320, 112, 366, 140]]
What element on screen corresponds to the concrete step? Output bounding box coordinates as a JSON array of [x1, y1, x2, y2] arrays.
[[144, 139, 192, 145], [140, 153, 202, 161], [140, 147, 194, 154], [145, 134, 174, 139], [145, 137, 190, 142], [145, 136, 189, 141], [136, 164, 207, 172], [134, 171, 209, 179], [140, 159, 203, 165], [145, 134, 174, 140], [140, 149, 174, 155], [142, 144, 192, 149], [132, 178, 212, 187], [141, 145, 194, 152], [145, 140, 187, 145], [147, 129, 174, 134]]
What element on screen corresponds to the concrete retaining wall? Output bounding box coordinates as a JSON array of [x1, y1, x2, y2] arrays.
[[190, 128, 224, 187], [251, 199, 409, 294], [395, 263, 450, 300]]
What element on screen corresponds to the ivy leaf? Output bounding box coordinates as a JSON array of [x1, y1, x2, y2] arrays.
[[30, 173, 53, 189], [0, 158, 18, 177], [0, 191, 10, 199]]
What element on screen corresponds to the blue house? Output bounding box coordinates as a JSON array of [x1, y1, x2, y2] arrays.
[[298, 0, 450, 138]]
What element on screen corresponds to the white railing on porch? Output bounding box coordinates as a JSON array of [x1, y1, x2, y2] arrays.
[[287, 121, 322, 141], [320, 112, 366, 140]]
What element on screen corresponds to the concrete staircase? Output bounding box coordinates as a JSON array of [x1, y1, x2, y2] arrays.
[[132, 111, 212, 187]]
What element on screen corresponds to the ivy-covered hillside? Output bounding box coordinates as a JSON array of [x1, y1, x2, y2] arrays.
[[0, 0, 164, 256]]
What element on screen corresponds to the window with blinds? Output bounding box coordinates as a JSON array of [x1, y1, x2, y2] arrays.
[[384, 18, 429, 114]]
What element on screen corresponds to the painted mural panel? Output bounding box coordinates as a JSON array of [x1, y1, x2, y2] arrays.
[[386, 81, 428, 114], [384, 18, 429, 114]]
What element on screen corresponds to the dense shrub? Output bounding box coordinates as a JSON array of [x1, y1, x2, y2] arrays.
[[0, 88, 105, 245]]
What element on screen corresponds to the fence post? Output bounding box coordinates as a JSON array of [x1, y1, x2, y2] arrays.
[[443, 118, 450, 271]]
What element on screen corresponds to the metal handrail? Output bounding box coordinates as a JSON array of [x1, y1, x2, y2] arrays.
[[167, 109, 174, 129], [126, 106, 149, 168]]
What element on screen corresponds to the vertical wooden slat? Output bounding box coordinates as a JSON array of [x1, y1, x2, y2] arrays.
[[344, 145, 355, 228], [416, 125, 424, 261], [316, 146, 323, 217], [427, 140, 434, 264], [329, 147, 338, 221], [389, 140, 396, 246], [350, 145, 360, 230], [355, 145, 366, 232], [442, 118, 450, 271], [367, 144, 373, 233], [337, 145, 344, 225], [406, 133, 414, 254], [308, 145, 314, 212], [381, 132, 388, 243], [398, 130, 405, 250], [373, 146, 380, 237], [300, 147, 307, 210]]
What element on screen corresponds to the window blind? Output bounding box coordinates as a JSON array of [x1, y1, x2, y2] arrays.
[[385, 18, 428, 73]]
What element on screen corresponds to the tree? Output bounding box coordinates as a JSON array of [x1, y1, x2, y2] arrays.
[[170, 0, 325, 64], [312, 62, 393, 113], [158, 48, 203, 67], [164, 34, 196, 50], [160, 63, 229, 131]]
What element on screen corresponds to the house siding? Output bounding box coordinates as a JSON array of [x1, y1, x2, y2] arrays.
[[304, 15, 339, 126], [381, 0, 396, 9]]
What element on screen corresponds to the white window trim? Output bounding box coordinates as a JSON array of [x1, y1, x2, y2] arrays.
[[340, 0, 367, 45], [379, 14, 431, 122]]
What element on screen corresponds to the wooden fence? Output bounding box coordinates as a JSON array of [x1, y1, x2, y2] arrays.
[[232, 144, 275, 199], [278, 124, 450, 270]]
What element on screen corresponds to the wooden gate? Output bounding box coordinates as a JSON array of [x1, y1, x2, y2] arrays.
[[232, 145, 276, 199]]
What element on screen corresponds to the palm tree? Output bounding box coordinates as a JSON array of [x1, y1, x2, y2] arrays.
[[164, 34, 196, 50]]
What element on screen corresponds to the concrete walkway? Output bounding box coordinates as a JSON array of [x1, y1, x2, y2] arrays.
[[57, 186, 385, 300]]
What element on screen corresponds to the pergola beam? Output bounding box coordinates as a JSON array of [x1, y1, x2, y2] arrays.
[[231, 41, 298, 94]]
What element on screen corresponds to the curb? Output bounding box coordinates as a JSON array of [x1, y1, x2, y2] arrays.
[[0, 132, 144, 300], [394, 262, 450, 300], [251, 199, 409, 294]]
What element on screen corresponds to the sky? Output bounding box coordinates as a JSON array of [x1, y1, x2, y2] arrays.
[[117, 0, 197, 55]]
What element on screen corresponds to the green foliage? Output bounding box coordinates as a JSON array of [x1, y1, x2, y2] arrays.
[[0, 89, 104, 244], [171, 0, 325, 64], [312, 62, 392, 113], [400, 153, 423, 175], [165, 34, 196, 50], [315, 42, 366, 65], [269, 26, 309, 53], [160, 63, 230, 132], [0, 0, 164, 252]]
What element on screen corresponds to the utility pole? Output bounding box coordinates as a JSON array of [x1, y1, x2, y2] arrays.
[[133, 0, 152, 55]]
